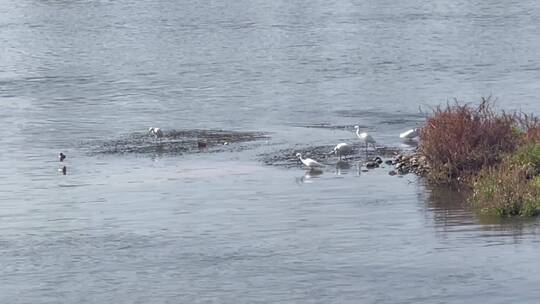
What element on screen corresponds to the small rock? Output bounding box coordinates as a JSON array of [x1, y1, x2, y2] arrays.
[[197, 140, 208, 149], [398, 167, 410, 175], [388, 170, 397, 176], [385, 160, 393, 165], [365, 161, 379, 169]]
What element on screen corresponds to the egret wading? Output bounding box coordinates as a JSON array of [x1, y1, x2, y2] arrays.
[[354, 126, 376, 158], [330, 143, 353, 160], [296, 153, 324, 170], [148, 127, 164, 142], [399, 128, 419, 140]]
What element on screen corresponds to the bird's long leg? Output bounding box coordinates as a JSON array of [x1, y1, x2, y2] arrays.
[[365, 143, 368, 160]]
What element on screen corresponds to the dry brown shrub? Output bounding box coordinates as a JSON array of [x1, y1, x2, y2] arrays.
[[419, 98, 520, 183]]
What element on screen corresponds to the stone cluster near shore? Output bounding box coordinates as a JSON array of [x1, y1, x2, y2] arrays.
[[392, 153, 430, 175]]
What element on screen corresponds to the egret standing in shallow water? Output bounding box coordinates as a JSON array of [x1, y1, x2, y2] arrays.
[[148, 127, 163, 142], [354, 126, 376, 157], [296, 153, 324, 170], [330, 143, 353, 160], [399, 128, 419, 140]]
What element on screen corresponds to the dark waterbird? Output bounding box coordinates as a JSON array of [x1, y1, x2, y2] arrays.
[[197, 139, 208, 150]]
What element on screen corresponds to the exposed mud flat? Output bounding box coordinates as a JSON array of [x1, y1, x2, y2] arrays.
[[89, 129, 269, 155], [289, 123, 368, 130], [259, 144, 401, 169]]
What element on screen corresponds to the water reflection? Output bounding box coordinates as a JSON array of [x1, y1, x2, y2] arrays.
[[334, 160, 351, 175], [400, 139, 419, 148], [419, 181, 540, 242], [475, 215, 540, 244], [150, 144, 166, 161], [296, 168, 323, 184], [421, 182, 474, 227]]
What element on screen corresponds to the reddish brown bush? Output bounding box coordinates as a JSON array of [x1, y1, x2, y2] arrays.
[[419, 99, 520, 183]]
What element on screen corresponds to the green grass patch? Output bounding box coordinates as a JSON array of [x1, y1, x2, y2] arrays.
[[470, 167, 540, 217]]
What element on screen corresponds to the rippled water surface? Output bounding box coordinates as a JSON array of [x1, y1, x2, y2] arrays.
[[2, 0, 540, 303]]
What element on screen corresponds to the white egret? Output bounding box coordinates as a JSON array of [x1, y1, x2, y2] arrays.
[[148, 127, 164, 142], [296, 153, 324, 170], [330, 142, 353, 160], [399, 128, 419, 140], [354, 125, 376, 157]]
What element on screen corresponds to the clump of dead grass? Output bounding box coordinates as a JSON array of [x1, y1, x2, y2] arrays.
[[419, 98, 519, 184]]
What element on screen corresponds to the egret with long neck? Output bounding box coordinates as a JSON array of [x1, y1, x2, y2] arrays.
[[354, 126, 376, 158], [296, 153, 324, 170]]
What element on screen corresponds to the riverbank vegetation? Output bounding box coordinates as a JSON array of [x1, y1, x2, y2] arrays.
[[415, 98, 540, 217]]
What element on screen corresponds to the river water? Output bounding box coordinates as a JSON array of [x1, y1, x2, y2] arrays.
[[2, 0, 540, 303]]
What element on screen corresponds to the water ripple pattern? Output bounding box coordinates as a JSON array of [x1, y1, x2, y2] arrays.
[[2, 0, 540, 303]]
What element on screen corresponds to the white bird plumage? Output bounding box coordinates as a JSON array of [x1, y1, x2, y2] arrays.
[[331, 142, 353, 160], [354, 126, 376, 156], [148, 127, 164, 141], [354, 126, 376, 144], [296, 153, 324, 169], [399, 128, 419, 139]]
